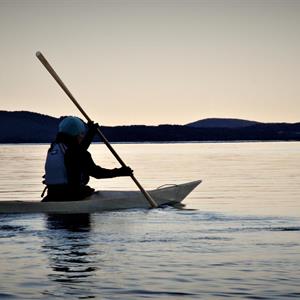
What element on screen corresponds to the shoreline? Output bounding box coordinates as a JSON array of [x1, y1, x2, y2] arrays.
[[1, 140, 300, 146]]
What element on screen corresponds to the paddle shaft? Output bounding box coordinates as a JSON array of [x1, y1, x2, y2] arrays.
[[36, 51, 158, 208]]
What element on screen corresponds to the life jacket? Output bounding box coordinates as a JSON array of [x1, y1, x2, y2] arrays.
[[44, 143, 68, 185]]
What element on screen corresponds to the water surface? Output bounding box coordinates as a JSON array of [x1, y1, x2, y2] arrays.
[[0, 142, 299, 299]]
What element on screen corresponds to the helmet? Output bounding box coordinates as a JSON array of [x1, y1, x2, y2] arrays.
[[58, 116, 86, 136]]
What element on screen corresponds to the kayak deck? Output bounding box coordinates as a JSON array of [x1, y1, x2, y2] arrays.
[[0, 180, 201, 214]]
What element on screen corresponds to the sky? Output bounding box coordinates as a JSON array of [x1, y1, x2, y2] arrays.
[[1, 0, 300, 125]]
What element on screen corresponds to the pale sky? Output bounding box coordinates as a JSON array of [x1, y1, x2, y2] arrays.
[[1, 0, 300, 125]]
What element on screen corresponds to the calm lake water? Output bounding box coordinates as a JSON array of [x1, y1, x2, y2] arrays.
[[0, 142, 300, 299]]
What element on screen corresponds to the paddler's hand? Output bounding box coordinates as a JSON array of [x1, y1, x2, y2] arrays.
[[87, 121, 99, 134], [116, 166, 133, 177]]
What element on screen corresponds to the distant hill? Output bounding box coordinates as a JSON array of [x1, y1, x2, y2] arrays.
[[0, 111, 60, 143], [0, 111, 300, 143], [186, 118, 261, 128]]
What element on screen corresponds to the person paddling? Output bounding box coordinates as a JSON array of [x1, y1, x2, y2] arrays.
[[42, 116, 132, 202]]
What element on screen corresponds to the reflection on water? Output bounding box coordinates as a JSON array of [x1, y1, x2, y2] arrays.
[[45, 214, 91, 232], [42, 214, 97, 298]]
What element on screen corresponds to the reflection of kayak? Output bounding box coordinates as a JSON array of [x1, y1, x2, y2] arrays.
[[0, 180, 201, 214]]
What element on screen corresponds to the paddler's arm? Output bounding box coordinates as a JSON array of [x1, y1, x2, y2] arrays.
[[85, 152, 133, 179], [80, 121, 99, 151]]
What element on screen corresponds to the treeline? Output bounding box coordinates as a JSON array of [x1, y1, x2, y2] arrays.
[[101, 123, 300, 142], [0, 111, 300, 143]]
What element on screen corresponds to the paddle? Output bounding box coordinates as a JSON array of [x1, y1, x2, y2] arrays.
[[36, 51, 158, 208]]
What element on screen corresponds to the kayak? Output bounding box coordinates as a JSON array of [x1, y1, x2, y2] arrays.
[[0, 180, 201, 214]]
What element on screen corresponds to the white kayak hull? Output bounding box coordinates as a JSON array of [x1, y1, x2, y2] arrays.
[[0, 180, 201, 214]]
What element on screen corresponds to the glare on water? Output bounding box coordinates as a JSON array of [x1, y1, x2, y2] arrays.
[[0, 142, 300, 299]]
